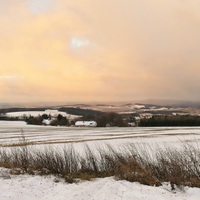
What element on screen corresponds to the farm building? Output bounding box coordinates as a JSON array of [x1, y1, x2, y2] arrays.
[[75, 121, 97, 127]]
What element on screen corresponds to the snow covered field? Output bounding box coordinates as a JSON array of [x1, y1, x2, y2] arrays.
[[1, 121, 200, 200], [5, 109, 79, 119], [0, 121, 200, 148]]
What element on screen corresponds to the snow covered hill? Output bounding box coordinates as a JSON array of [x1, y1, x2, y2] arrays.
[[0, 170, 200, 200]]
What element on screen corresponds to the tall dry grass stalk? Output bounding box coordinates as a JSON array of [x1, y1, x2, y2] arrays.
[[0, 140, 199, 188]]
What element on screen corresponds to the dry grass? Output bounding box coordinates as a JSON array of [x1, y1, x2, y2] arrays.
[[0, 140, 200, 188]]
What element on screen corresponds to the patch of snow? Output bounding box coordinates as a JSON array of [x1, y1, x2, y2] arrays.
[[133, 104, 145, 109], [5, 109, 80, 119], [0, 172, 199, 200]]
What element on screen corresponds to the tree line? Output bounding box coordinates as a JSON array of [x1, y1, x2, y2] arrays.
[[25, 114, 69, 126], [139, 115, 200, 126], [77, 112, 128, 127], [25, 112, 129, 127]]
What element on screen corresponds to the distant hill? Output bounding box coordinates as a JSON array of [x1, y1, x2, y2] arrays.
[[0, 107, 47, 114], [138, 99, 200, 108], [58, 107, 104, 116]]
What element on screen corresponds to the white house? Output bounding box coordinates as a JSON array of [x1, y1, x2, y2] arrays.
[[75, 121, 97, 127], [128, 122, 136, 127]]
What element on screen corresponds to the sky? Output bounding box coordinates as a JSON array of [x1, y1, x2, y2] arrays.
[[0, 0, 200, 103]]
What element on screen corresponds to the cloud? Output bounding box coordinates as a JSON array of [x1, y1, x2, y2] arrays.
[[0, 75, 20, 81], [0, 0, 200, 102], [70, 37, 91, 49], [28, 0, 53, 15]]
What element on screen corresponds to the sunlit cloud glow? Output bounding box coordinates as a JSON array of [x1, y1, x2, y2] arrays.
[[70, 37, 91, 49], [28, 0, 53, 14], [0, 0, 200, 103]]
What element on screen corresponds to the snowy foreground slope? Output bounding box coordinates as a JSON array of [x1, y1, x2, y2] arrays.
[[1, 172, 200, 200], [1, 121, 200, 199]]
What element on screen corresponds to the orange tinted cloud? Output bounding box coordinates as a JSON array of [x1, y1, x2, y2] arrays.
[[0, 0, 200, 103]]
